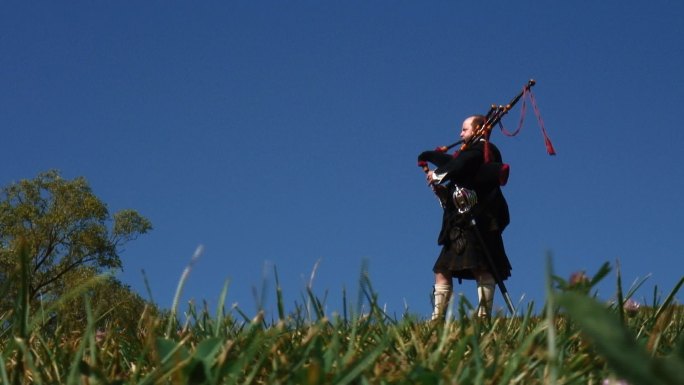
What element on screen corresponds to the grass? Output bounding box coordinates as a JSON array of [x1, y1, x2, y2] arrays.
[[1, 247, 683, 384]]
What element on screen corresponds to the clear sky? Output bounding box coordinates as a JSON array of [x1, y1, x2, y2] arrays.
[[2, 2, 683, 319]]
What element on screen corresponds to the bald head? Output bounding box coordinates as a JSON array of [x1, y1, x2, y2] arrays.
[[460, 115, 486, 142]]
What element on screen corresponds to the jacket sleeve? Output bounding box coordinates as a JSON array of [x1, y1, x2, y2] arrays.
[[433, 147, 483, 184]]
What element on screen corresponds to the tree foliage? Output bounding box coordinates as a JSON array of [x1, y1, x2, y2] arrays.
[[54, 265, 160, 340], [0, 170, 152, 310]]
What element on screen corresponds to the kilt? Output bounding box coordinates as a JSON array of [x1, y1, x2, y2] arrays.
[[433, 225, 512, 282]]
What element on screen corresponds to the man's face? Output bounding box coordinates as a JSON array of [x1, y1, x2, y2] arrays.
[[460, 117, 476, 142]]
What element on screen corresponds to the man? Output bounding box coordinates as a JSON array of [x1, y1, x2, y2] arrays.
[[426, 115, 512, 320]]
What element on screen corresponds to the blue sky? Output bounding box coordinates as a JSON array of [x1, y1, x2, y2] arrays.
[[2, 2, 683, 319]]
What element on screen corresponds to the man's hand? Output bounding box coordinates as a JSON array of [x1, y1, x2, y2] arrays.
[[427, 170, 444, 185], [426, 170, 436, 185]]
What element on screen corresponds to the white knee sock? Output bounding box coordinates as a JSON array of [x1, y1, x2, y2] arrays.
[[476, 280, 495, 318], [432, 284, 453, 320]]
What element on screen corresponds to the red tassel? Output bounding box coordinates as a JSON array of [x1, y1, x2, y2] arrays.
[[544, 135, 556, 156], [499, 164, 510, 186], [529, 89, 557, 156], [483, 140, 491, 163]]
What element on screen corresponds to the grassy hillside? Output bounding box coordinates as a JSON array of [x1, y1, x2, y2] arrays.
[[1, 258, 682, 385]]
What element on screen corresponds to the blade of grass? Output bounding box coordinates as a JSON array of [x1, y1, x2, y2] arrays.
[[274, 266, 285, 322], [616, 260, 625, 325], [15, 236, 30, 341], [214, 279, 230, 337], [651, 276, 684, 328], [141, 268, 156, 305], [624, 273, 651, 300], [544, 253, 558, 385], [0, 355, 9, 385], [166, 245, 204, 337]]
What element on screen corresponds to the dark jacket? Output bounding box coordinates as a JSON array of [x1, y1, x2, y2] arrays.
[[434, 140, 510, 246]]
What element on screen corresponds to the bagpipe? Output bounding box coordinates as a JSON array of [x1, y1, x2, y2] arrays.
[[417, 79, 555, 191]]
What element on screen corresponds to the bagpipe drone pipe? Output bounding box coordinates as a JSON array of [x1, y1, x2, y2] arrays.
[[417, 79, 555, 191]]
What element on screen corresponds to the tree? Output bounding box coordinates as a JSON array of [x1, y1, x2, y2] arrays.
[[0, 170, 152, 309], [54, 265, 160, 342]]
